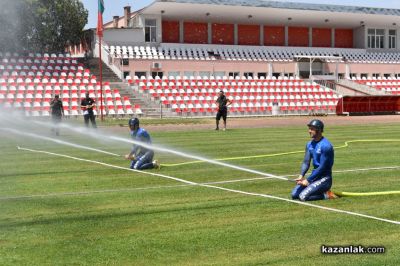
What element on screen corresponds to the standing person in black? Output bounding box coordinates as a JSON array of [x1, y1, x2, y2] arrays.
[[215, 90, 232, 131], [81, 93, 97, 128], [50, 95, 64, 136]]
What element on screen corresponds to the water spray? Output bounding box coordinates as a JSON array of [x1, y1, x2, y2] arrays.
[[0, 111, 294, 182], [108, 135, 293, 182], [36, 118, 296, 182], [1, 128, 120, 157]]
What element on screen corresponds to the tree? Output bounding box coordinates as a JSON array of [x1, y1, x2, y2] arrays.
[[0, 0, 88, 53]]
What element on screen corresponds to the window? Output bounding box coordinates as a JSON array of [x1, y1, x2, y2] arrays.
[[367, 29, 375, 48], [389, 29, 396, 49], [360, 73, 368, 79], [183, 71, 195, 78], [244, 72, 253, 79], [199, 71, 211, 78], [228, 72, 239, 78], [122, 59, 129, 66], [272, 73, 281, 79], [145, 19, 157, 43], [257, 72, 267, 79], [151, 71, 163, 79], [123, 71, 130, 79], [384, 73, 391, 78], [168, 71, 180, 78], [377, 29, 385, 48], [135, 71, 147, 78], [372, 73, 380, 78], [214, 71, 225, 78], [367, 29, 385, 49]]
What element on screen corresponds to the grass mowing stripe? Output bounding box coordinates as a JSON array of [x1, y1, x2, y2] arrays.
[[162, 139, 400, 167], [7, 124, 289, 182], [16, 146, 400, 226], [16, 146, 197, 185], [201, 184, 400, 226], [0, 184, 190, 201], [1, 148, 399, 200], [2, 163, 400, 200]]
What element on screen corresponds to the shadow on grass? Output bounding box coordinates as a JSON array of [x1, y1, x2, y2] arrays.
[[0, 199, 272, 229]]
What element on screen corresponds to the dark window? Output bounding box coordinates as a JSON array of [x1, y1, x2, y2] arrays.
[[135, 71, 147, 78], [145, 19, 157, 43], [257, 72, 267, 79], [389, 29, 396, 49], [228, 72, 239, 78], [244, 72, 253, 78], [272, 73, 281, 79], [151, 71, 163, 79]]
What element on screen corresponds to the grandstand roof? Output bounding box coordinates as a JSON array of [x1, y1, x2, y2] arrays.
[[156, 0, 400, 16], [141, 0, 400, 28]]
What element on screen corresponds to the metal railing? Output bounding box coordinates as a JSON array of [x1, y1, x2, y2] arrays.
[[93, 40, 123, 80]]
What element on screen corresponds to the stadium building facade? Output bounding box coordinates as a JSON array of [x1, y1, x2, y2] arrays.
[[91, 0, 400, 80]]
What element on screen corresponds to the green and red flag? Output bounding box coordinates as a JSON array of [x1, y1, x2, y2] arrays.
[[97, 0, 105, 37]]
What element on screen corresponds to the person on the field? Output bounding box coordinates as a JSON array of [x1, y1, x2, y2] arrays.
[[50, 95, 64, 136], [291, 119, 338, 201], [81, 93, 97, 128], [215, 90, 232, 131], [125, 118, 160, 170]]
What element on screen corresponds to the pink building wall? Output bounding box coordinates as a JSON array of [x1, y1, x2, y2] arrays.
[[125, 60, 295, 76], [125, 60, 400, 77]]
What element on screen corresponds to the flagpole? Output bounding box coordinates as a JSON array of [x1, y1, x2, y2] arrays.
[[99, 35, 104, 122], [97, 0, 104, 122]]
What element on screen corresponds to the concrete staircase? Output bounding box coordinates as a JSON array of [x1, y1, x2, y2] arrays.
[[314, 79, 368, 96], [78, 58, 121, 82], [110, 82, 176, 117], [79, 57, 177, 117], [337, 79, 388, 96]]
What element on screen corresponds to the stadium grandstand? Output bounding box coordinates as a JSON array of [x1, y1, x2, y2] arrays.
[[4, 0, 400, 117], [0, 52, 141, 116]]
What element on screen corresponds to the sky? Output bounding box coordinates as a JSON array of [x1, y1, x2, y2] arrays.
[[80, 0, 400, 29]]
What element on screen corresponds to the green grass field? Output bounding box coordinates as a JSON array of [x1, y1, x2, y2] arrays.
[[1, 118, 400, 265]]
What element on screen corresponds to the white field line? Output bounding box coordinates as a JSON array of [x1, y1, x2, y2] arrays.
[[1, 128, 120, 157], [11, 146, 400, 225], [2, 126, 288, 182], [16, 146, 197, 185], [109, 136, 291, 181], [3, 163, 399, 200], [4, 145, 400, 199]]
